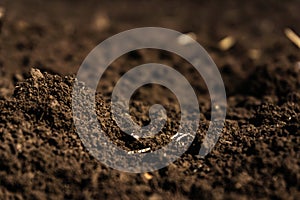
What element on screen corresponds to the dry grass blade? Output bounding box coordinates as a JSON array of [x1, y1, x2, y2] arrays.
[[218, 36, 236, 51], [284, 28, 300, 48]]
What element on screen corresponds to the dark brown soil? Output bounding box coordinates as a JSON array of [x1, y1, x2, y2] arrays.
[[0, 0, 299, 199]]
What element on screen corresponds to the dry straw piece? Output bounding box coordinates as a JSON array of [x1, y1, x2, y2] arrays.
[[218, 36, 236, 51], [284, 28, 300, 48]]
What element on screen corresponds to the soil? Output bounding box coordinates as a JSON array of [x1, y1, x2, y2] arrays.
[[0, 0, 299, 199]]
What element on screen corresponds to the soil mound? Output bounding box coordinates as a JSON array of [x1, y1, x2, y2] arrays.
[[0, 68, 299, 199]]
